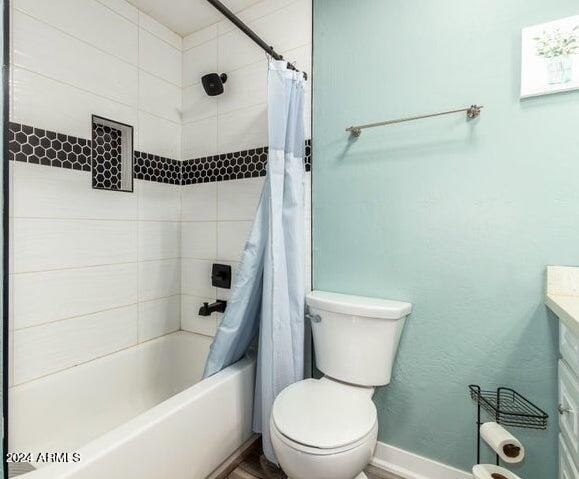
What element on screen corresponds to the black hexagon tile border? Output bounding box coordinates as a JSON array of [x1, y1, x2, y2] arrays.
[[182, 147, 269, 184], [9, 122, 92, 171], [9, 122, 312, 186], [182, 140, 312, 185], [134, 151, 182, 185], [92, 123, 123, 190]]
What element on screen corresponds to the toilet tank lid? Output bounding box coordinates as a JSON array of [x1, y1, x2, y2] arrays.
[[306, 291, 412, 319]]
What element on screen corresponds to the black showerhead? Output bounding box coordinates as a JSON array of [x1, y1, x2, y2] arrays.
[[202, 73, 228, 96]]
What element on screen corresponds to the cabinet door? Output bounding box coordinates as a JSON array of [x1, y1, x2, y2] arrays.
[[559, 434, 578, 479], [559, 360, 578, 469], [560, 323, 579, 378]]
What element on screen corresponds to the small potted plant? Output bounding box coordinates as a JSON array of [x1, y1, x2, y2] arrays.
[[534, 25, 578, 84]]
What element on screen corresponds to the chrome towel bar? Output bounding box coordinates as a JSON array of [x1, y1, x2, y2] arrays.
[[346, 104, 483, 138]]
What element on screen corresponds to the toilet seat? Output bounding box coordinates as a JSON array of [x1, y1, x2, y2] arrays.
[[272, 378, 377, 452], [271, 418, 378, 456]]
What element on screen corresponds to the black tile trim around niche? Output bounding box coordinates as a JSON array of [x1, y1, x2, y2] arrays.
[[9, 122, 312, 185]]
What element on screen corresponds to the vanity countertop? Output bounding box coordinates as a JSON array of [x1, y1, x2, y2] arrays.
[[545, 266, 579, 335], [545, 293, 579, 335]]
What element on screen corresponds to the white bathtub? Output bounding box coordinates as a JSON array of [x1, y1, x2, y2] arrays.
[[10, 331, 256, 479]]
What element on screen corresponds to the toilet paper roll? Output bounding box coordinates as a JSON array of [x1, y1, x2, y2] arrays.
[[480, 422, 525, 464], [472, 464, 522, 479]]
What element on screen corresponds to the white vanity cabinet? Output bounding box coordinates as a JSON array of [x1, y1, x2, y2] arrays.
[[558, 323, 579, 479], [545, 266, 579, 478]]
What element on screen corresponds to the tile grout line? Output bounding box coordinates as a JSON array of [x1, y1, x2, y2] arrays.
[[14, 7, 183, 84], [214, 182, 220, 312], [216, 22, 222, 161], [182, 101, 267, 128], [92, 0, 139, 26], [11, 327, 183, 388], [135, 13, 183, 51], [179, 177, 184, 330], [12, 294, 182, 334], [12, 302, 141, 333], [181, 40, 311, 90], [92, 0, 183, 51], [12, 65, 181, 127], [11, 216, 183, 223], [15, 8, 140, 69], [11, 257, 183, 276]]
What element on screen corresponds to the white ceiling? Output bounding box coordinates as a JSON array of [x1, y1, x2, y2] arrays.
[[127, 0, 262, 37]]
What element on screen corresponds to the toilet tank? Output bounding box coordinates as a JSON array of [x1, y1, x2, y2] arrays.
[[306, 291, 412, 387]]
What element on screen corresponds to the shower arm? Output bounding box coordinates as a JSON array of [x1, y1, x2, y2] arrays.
[[204, 0, 308, 80]]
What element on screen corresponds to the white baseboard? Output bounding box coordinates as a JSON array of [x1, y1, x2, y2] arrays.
[[371, 441, 473, 479]]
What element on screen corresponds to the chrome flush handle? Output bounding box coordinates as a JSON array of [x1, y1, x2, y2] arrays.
[[305, 312, 322, 323]]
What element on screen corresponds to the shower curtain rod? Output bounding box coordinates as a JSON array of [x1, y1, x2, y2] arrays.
[[204, 0, 308, 80]]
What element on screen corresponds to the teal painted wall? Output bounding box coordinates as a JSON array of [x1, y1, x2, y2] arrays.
[[312, 1, 579, 477]]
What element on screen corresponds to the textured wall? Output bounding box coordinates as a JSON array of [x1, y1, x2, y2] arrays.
[[312, 0, 579, 477]]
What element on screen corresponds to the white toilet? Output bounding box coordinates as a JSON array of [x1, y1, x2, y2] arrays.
[[270, 291, 412, 479]]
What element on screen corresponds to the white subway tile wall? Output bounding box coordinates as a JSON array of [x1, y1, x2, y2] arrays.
[[217, 221, 253, 262], [138, 29, 182, 86], [12, 0, 182, 159], [13, 217, 138, 273], [14, 0, 140, 64], [181, 222, 218, 260], [138, 71, 182, 124], [181, 182, 218, 221], [10, 164, 182, 386], [181, 117, 218, 160], [181, 0, 311, 335], [13, 263, 138, 329], [10, 0, 183, 388], [138, 181, 182, 221], [218, 104, 268, 155], [182, 258, 216, 299], [9, 0, 312, 392], [180, 175, 312, 336], [217, 177, 263, 221], [12, 67, 139, 140], [13, 163, 138, 220], [138, 296, 181, 342], [182, 83, 218, 124], [181, 294, 219, 337], [138, 258, 181, 302], [181, 0, 312, 157], [14, 305, 139, 384]]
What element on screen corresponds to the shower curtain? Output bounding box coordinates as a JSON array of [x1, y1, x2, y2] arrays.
[[203, 60, 306, 463]]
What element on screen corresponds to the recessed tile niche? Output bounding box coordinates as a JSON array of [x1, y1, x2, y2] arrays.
[[91, 116, 134, 192]]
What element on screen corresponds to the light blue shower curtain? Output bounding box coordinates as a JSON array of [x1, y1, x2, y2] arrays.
[[203, 60, 306, 463]]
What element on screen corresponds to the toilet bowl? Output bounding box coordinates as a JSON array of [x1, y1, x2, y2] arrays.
[[271, 419, 377, 479], [271, 377, 377, 479], [270, 292, 412, 479]]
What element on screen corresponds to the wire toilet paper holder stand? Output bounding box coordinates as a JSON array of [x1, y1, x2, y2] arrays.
[[468, 385, 548, 466]]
